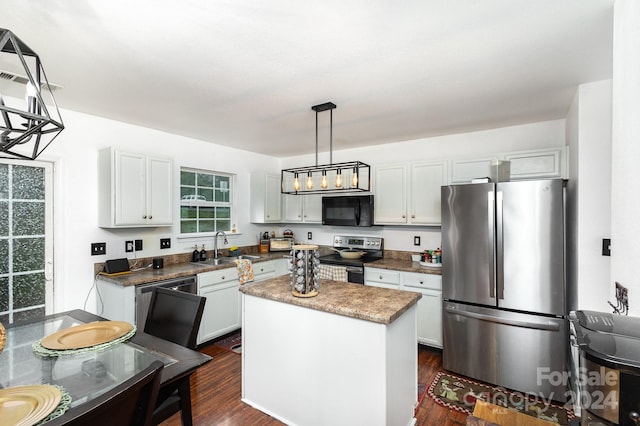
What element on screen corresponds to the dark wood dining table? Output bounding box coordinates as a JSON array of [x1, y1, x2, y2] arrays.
[[0, 309, 212, 422]]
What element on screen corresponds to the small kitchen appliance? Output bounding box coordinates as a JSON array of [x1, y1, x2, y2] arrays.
[[269, 237, 294, 252], [318, 235, 383, 284], [321, 195, 374, 227], [570, 310, 640, 425]]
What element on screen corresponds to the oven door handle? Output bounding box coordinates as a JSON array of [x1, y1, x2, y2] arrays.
[[345, 266, 363, 273]]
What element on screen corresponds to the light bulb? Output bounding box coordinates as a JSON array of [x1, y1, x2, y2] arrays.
[[335, 169, 343, 188], [293, 173, 300, 191], [321, 170, 328, 189], [24, 82, 37, 115], [306, 172, 314, 190], [351, 167, 359, 188]]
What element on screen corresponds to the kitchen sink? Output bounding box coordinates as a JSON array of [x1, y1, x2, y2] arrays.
[[192, 255, 262, 266]]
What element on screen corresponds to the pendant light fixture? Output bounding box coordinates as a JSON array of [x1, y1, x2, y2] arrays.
[[0, 28, 64, 160], [281, 102, 370, 195]]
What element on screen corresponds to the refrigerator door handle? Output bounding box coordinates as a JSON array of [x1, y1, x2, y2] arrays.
[[496, 190, 504, 300], [488, 190, 495, 299], [444, 306, 560, 332]]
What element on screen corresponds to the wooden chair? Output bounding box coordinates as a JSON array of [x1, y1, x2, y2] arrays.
[[144, 287, 206, 425], [47, 360, 164, 426]]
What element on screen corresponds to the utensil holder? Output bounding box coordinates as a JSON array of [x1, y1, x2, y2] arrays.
[[289, 244, 320, 297]]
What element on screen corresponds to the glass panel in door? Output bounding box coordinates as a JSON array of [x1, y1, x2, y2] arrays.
[[0, 161, 53, 324]]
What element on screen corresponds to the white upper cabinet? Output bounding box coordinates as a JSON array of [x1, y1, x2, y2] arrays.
[[409, 161, 448, 225], [450, 157, 497, 183], [373, 163, 408, 224], [374, 161, 447, 225], [98, 148, 173, 228], [250, 172, 282, 223], [503, 147, 568, 180], [284, 193, 322, 223], [451, 147, 568, 183]]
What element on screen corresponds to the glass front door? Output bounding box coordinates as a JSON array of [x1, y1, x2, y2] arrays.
[[0, 160, 53, 324]]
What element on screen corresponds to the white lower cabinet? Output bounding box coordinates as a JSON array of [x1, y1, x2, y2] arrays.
[[364, 268, 401, 289], [365, 267, 442, 348], [402, 272, 442, 348], [197, 259, 290, 345], [252, 260, 277, 282], [197, 269, 241, 345]]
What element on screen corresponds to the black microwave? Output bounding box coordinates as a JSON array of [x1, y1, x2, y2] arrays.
[[322, 195, 374, 227]]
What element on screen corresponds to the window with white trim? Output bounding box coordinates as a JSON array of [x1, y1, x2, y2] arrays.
[[180, 168, 234, 234]]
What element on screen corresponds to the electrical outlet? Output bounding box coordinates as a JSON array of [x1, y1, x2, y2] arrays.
[[160, 238, 171, 249], [414, 236, 421, 246], [125, 241, 134, 253], [91, 242, 106, 256], [135, 239, 143, 251], [602, 238, 611, 256], [307, 232, 312, 240]]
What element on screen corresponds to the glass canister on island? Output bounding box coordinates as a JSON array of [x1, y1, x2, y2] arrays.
[[289, 244, 320, 297]]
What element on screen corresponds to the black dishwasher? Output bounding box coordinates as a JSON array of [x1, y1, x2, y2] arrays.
[[135, 275, 197, 331]]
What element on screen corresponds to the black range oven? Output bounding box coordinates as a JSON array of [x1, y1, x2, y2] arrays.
[[318, 235, 383, 284]]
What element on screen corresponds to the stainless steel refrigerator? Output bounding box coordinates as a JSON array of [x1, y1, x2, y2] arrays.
[[441, 179, 569, 401]]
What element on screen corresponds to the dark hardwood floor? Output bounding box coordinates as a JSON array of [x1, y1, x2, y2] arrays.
[[160, 342, 467, 426]]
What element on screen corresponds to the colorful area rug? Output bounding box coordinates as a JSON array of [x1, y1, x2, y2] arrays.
[[428, 371, 575, 425], [213, 331, 242, 354]]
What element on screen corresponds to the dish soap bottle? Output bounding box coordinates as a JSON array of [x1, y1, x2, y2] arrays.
[[200, 244, 207, 261], [192, 245, 200, 262]]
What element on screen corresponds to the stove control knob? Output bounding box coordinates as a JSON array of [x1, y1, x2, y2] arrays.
[[629, 411, 639, 425]]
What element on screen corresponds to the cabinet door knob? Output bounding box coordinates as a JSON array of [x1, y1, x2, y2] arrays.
[[402, 215, 406, 219], [142, 215, 147, 219], [379, 275, 382, 279], [149, 215, 152, 219], [411, 214, 415, 218], [419, 281, 423, 284], [221, 276, 225, 280]]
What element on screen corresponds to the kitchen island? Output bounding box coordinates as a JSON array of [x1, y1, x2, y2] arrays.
[[239, 275, 421, 426]]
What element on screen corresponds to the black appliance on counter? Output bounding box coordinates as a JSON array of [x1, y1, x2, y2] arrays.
[[318, 235, 383, 284], [322, 195, 374, 227], [570, 310, 640, 425]]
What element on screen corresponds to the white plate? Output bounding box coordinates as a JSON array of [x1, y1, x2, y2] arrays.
[[419, 261, 441, 268]]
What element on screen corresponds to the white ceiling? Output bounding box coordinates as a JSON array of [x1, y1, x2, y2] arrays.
[[0, 0, 614, 157]]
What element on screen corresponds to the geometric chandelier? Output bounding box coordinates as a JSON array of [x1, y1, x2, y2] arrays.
[[281, 101, 370, 195], [0, 28, 64, 160]]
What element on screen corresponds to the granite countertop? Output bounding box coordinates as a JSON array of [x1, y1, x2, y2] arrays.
[[365, 258, 442, 275], [239, 275, 421, 324], [96, 252, 289, 287]]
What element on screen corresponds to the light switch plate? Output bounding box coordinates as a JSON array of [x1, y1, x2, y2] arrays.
[[414, 236, 421, 246]]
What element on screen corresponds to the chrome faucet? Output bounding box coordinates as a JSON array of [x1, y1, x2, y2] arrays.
[[214, 231, 228, 259]]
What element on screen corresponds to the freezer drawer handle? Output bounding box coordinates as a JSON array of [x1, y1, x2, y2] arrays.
[[445, 306, 560, 331]]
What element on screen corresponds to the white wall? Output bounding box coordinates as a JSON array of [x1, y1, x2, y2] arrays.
[[14, 92, 613, 316], [280, 119, 567, 252], [611, 0, 640, 316], [32, 106, 282, 314], [566, 80, 612, 311]]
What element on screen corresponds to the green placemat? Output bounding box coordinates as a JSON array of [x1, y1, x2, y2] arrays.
[[37, 385, 72, 424]]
